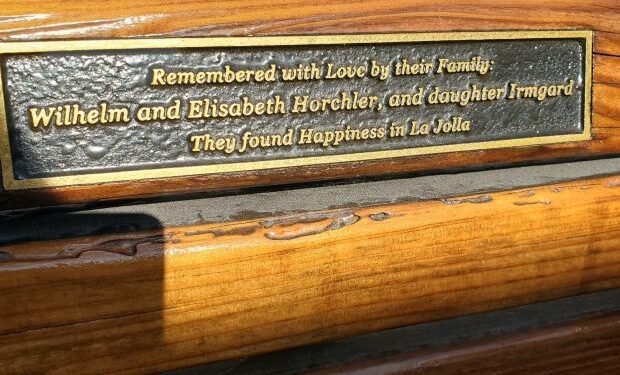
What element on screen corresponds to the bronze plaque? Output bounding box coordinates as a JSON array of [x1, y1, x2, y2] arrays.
[[0, 31, 591, 190]]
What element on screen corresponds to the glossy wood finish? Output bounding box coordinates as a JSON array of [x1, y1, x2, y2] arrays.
[[0, 1, 619, 207], [313, 314, 620, 375], [1, 174, 619, 374]]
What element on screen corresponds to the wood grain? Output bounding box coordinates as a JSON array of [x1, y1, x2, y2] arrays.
[[0, 1, 617, 50], [1, 174, 619, 374], [312, 314, 620, 375], [0, 1, 619, 208]]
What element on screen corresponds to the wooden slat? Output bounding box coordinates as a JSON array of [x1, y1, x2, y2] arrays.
[[171, 289, 620, 374], [0, 1, 619, 207], [0, 1, 617, 52], [0, 174, 619, 374], [312, 314, 620, 375]]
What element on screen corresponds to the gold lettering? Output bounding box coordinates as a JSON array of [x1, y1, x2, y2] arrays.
[[508, 80, 575, 101], [151, 68, 166, 85], [29, 107, 55, 128]]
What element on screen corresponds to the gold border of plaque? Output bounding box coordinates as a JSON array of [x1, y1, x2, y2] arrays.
[[0, 30, 592, 190]]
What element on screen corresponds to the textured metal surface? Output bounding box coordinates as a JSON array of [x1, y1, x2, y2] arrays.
[[1, 36, 586, 181]]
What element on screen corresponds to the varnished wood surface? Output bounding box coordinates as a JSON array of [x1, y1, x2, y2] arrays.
[[1, 174, 619, 374], [312, 314, 620, 375], [171, 289, 620, 374], [0, 1, 617, 46], [0, 1, 619, 207]]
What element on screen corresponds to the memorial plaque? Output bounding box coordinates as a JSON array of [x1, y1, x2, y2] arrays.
[[0, 31, 591, 191]]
